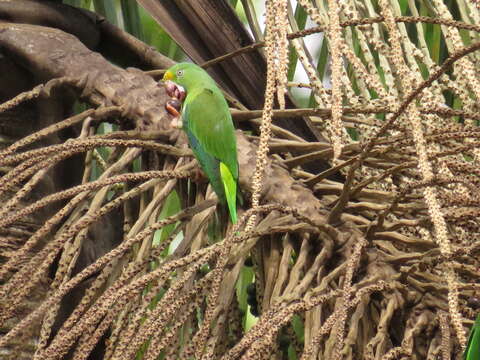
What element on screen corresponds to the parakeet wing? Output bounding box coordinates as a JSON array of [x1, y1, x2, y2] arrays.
[[183, 87, 238, 180], [183, 86, 238, 223]]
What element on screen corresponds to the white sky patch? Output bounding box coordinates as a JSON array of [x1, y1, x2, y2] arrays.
[[260, 0, 326, 106], [291, 16, 326, 106]]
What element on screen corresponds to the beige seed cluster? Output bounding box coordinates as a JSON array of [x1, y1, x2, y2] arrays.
[[246, 0, 291, 231]]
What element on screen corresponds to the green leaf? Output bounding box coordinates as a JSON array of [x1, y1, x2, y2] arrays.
[[398, 0, 408, 14], [291, 314, 305, 343], [309, 38, 329, 107], [236, 266, 257, 330], [64, 0, 92, 8], [93, 0, 118, 26], [152, 191, 181, 248], [138, 6, 185, 61], [120, 0, 144, 40], [287, 4, 308, 81]]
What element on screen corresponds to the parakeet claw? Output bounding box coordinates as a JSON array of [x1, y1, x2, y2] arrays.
[[170, 117, 183, 129], [164, 80, 186, 101]]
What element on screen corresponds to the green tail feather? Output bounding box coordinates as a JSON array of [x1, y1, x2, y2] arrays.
[[220, 162, 237, 224]]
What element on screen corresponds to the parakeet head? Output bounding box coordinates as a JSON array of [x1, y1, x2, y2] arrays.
[[163, 62, 213, 91]]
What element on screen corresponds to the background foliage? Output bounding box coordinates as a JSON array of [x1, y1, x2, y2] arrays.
[[1, 0, 480, 359]]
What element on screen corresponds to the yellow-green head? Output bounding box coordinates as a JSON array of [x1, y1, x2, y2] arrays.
[[163, 62, 215, 91]]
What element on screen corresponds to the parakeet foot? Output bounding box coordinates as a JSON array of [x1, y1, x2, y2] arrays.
[[165, 99, 183, 129]]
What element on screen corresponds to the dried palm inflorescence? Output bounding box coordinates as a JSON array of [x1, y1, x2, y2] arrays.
[[1, 1, 480, 360]]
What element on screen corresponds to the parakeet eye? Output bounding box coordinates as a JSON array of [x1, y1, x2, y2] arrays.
[[176, 70, 184, 77]]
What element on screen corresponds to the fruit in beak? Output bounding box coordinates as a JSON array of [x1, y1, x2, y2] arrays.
[[164, 80, 186, 101]]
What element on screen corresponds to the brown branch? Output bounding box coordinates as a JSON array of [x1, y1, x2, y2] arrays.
[[199, 16, 480, 70], [231, 106, 480, 122], [0, 170, 192, 229]]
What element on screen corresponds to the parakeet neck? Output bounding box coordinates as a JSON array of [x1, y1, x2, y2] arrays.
[[184, 79, 213, 93], [178, 71, 213, 90]]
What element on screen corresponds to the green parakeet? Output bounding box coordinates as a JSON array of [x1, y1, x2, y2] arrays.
[[163, 63, 238, 224], [465, 314, 480, 360]]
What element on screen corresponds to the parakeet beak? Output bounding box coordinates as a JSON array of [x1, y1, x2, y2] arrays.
[[163, 70, 174, 81]]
